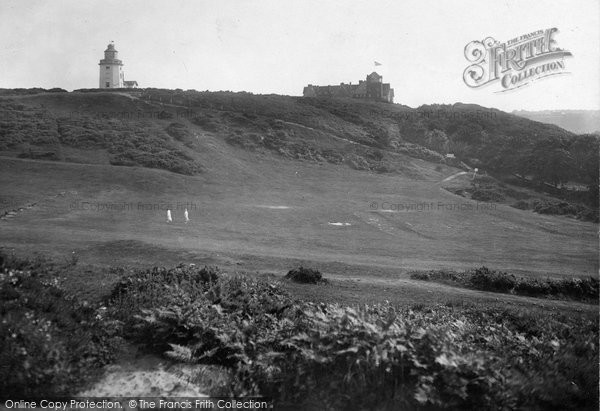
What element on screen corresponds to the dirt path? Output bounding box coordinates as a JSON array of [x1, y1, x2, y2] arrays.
[[77, 347, 230, 398], [441, 171, 468, 182]]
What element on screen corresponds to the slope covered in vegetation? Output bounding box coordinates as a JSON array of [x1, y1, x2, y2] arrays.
[[0, 88, 597, 209]]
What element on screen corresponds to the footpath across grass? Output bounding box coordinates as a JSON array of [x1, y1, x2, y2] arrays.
[[1, 252, 598, 410]]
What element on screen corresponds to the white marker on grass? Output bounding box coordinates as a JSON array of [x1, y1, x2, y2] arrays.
[[167, 209, 172, 223]]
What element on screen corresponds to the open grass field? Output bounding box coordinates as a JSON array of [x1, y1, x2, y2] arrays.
[[0, 152, 596, 310]]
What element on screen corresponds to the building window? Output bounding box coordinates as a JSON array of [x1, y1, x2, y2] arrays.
[[106, 66, 110, 69], [105, 82, 110, 88]]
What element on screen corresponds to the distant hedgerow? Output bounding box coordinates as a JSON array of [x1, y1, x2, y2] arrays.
[[410, 266, 599, 302]]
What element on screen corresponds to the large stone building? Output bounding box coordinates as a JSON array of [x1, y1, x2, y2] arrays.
[[98, 42, 138, 88], [303, 72, 394, 103]]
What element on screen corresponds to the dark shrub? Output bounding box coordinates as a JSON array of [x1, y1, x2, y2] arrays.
[[514, 278, 551, 296], [285, 266, 325, 284], [197, 265, 220, 283], [108, 264, 219, 304], [532, 200, 575, 216], [191, 116, 219, 132], [410, 271, 431, 280], [365, 149, 384, 162], [512, 200, 531, 210], [225, 133, 263, 150], [262, 134, 285, 150], [469, 188, 505, 202], [18, 151, 59, 160], [396, 142, 445, 163], [548, 277, 599, 301], [512, 198, 598, 222], [469, 266, 516, 292], [576, 207, 599, 223], [157, 110, 174, 119], [410, 270, 461, 282], [165, 122, 191, 142]]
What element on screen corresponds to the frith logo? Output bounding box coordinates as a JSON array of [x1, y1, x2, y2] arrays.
[[463, 28, 572, 92]]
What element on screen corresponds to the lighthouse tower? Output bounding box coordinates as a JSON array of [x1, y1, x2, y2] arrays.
[[99, 42, 124, 88]]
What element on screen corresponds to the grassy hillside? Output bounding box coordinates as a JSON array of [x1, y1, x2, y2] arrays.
[[0, 90, 449, 177], [1, 89, 596, 209]]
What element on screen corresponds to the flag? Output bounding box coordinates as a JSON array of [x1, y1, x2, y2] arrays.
[[374, 61, 382, 66]]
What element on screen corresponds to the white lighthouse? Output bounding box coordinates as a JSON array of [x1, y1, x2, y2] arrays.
[[98, 42, 124, 88]]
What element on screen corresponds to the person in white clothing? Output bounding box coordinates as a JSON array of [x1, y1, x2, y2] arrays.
[[167, 209, 172, 222], [184, 208, 189, 224]]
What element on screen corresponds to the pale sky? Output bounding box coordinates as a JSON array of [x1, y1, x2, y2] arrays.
[[0, 0, 598, 111]]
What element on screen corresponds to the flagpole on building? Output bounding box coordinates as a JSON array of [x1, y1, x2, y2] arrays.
[[374, 61, 383, 76]]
